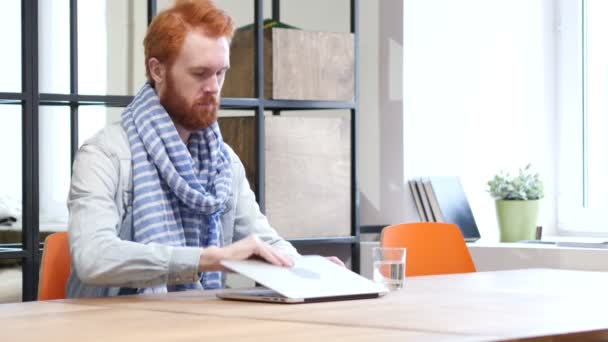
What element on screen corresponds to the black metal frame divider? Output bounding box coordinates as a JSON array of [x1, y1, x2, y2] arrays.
[[0, 0, 359, 302], [249, 0, 360, 270]]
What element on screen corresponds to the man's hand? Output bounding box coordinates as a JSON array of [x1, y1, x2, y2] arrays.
[[326, 256, 345, 267], [198, 234, 293, 272]]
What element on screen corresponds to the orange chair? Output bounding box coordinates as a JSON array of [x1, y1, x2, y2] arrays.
[[381, 222, 476, 277], [38, 232, 71, 300]]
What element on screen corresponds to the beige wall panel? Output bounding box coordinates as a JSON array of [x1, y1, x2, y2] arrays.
[[272, 29, 354, 101], [265, 116, 351, 238], [223, 28, 354, 101]]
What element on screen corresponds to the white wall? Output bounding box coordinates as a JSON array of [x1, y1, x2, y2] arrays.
[[400, 0, 558, 241], [359, 0, 417, 226], [354, 0, 559, 242]]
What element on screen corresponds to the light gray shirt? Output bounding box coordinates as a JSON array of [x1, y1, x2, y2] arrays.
[[66, 123, 297, 298]]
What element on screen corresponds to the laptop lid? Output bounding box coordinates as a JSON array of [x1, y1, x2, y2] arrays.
[[220, 255, 388, 300]]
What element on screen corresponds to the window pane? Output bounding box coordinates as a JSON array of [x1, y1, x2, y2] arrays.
[[39, 0, 70, 94], [78, 0, 148, 95], [78, 106, 125, 146], [0, 2, 21, 92], [0, 105, 22, 246], [586, 0, 608, 208], [39, 106, 70, 228], [281, 0, 350, 33]]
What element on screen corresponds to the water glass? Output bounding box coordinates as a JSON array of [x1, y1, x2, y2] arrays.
[[372, 247, 406, 290]]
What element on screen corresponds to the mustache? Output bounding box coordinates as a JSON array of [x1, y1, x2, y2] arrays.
[[196, 95, 218, 106]]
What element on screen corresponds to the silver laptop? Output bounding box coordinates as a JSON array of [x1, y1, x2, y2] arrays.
[[217, 255, 388, 304]]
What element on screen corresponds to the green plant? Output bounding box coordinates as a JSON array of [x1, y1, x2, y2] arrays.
[[487, 164, 544, 200]]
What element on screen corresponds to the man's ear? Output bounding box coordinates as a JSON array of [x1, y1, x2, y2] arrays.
[[148, 58, 166, 85]]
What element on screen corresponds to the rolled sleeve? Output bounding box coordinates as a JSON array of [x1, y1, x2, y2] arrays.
[[68, 142, 201, 289], [168, 247, 202, 284]]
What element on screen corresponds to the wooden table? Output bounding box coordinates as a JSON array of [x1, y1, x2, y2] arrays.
[[4, 269, 608, 341]]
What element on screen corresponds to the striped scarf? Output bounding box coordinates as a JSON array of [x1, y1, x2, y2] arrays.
[[122, 83, 232, 292]]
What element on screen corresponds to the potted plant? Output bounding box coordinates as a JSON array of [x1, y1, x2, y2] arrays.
[[487, 164, 544, 242]]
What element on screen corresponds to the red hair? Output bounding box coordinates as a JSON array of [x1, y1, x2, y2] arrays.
[[144, 0, 235, 85]]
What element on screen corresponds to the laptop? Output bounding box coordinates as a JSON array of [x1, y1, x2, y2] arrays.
[[217, 255, 389, 304]]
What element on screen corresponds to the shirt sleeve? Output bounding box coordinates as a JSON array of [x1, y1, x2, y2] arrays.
[[68, 142, 201, 288]]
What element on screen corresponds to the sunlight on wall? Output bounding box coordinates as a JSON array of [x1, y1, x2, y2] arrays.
[[402, 0, 557, 240]]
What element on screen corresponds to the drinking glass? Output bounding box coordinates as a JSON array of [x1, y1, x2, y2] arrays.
[[372, 247, 406, 290]]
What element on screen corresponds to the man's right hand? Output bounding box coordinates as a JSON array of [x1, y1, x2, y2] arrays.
[[198, 234, 293, 272]]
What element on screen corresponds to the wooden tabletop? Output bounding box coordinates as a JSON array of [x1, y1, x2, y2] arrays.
[[2, 307, 473, 342], [5, 269, 608, 341]]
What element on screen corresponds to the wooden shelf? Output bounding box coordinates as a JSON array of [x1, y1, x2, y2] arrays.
[[263, 99, 356, 110], [219, 97, 356, 111], [34, 96, 356, 111]]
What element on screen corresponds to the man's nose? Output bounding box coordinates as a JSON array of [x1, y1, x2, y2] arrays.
[[203, 74, 219, 94]]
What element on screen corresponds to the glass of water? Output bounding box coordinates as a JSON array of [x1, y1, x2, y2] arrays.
[[373, 247, 406, 290]]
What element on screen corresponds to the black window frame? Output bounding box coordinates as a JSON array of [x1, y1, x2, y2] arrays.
[[0, 0, 360, 302], [0, 0, 156, 302]]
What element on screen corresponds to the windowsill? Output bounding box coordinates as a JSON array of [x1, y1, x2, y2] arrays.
[[468, 241, 608, 250], [360, 239, 608, 277], [469, 235, 608, 250], [466, 241, 608, 272]]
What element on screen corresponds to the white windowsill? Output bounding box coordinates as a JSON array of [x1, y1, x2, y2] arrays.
[[360, 239, 608, 279], [467, 241, 608, 273]]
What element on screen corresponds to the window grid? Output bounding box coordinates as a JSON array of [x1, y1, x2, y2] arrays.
[[1, 0, 362, 301], [0, 0, 157, 302]]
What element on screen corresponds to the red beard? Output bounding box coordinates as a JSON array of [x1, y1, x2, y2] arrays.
[[160, 72, 219, 131]]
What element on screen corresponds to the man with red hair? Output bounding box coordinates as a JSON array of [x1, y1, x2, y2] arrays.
[[66, 0, 340, 298]]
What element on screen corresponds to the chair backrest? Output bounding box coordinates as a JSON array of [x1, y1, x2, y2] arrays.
[[381, 222, 476, 277], [38, 232, 71, 300]]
